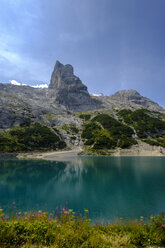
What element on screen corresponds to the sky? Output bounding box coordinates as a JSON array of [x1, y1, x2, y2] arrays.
[[0, 0, 165, 105]]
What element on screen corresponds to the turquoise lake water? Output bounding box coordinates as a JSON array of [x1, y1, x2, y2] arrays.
[[0, 156, 165, 222]]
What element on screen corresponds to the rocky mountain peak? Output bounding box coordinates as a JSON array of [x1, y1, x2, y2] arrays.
[[48, 61, 102, 111], [107, 89, 162, 111], [49, 61, 76, 89], [111, 89, 141, 100]]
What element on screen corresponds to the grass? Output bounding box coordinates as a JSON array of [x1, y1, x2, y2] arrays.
[[0, 208, 165, 248]]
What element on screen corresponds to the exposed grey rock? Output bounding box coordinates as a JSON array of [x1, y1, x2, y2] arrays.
[[0, 83, 68, 129], [101, 89, 163, 112], [49, 61, 102, 111], [0, 61, 164, 131]]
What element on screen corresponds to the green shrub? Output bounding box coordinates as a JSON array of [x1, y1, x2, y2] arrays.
[[71, 136, 76, 140], [79, 114, 91, 121], [20, 118, 31, 127], [156, 136, 165, 147], [82, 114, 135, 151], [93, 135, 116, 149], [92, 114, 121, 130], [118, 109, 165, 139], [69, 125, 79, 133], [118, 135, 137, 149], [61, 124, 79, 133], [0, 123, 66, 152], [81, 121, 101, 140], [143, 139, 160, 146]]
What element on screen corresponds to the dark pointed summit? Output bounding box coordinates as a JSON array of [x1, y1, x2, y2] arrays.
[[49, 61, 102, 111], [49, 60, 85, 90]]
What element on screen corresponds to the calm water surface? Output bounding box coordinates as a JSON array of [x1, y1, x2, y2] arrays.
[[0, 156, 165, 222]]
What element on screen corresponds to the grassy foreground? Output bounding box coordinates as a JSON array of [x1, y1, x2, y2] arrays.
[[0, 208, 165, 248]]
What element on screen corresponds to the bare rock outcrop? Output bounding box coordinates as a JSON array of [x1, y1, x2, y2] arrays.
[[49, 61, 102, 111], [102, 89, 163, 112]]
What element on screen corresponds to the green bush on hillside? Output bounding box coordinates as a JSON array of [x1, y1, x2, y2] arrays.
[[93, 114, 134, 138], [79, 114, 91, 121], [20, 118, 31, 127], [81, 114, 135, 150], [118, 109, 165, 139], [142, 139, 160, 146], [118, 135, 137, 149], [81, 121, 101, 140], [156, 136, 165, 148], [0, 123, 66, 152], [93, 135, 116, 149], [61, 124, 79, 134]]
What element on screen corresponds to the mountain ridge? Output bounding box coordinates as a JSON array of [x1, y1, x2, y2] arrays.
[[0, 61, 165, 155]]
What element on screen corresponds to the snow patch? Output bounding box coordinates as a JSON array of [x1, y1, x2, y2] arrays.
[[10, 80, 21, 86], [31, 84, 48, 89], [10, 80, 48, 88], [91, 93, 104, 97]]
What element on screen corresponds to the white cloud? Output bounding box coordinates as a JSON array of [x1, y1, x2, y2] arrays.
[[0, 33, 49, 82], [10, 79, 21, 86], [31, 84, 48, 89], [91, 93, 104, 97]]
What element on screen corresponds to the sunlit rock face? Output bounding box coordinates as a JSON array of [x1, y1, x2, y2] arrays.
[[49, 61, 102, 111], [110, 89, 162, 111], [101, 89, 163, 112]]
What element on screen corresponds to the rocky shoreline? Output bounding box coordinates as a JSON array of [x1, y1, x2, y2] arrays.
[[15, 141, 165, 162]]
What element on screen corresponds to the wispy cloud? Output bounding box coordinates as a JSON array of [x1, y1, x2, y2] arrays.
[[0, 32, 50, 82]]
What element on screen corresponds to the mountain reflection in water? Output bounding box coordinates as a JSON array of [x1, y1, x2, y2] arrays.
[[0, 156, 165, 222]]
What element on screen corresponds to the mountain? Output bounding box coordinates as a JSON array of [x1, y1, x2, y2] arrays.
[[101, 89, 163, 112], [49, 61, 102, 111], [0, 60, 165, 155], [0, 60, 164, 129]]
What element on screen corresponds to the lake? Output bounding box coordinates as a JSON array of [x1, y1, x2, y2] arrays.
[[0, 156, 165, 222]]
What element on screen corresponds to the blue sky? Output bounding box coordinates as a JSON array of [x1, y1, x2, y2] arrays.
[[0, 0, 165, 105]]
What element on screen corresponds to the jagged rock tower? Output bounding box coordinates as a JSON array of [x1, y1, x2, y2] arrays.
[[49, 61, 102, 111]]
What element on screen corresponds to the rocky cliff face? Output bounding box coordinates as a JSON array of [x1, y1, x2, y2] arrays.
[[102, 89, 163, 112], [0, 61, 164, 130], [49, 61, 102, 111], [0, 83, 67, 129]]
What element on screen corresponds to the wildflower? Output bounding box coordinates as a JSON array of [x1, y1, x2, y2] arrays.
[[162, 224, 165, 228], [64, 211, 69, 215], [4, 216, 9, 220], [84, 209, 89, 213]]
